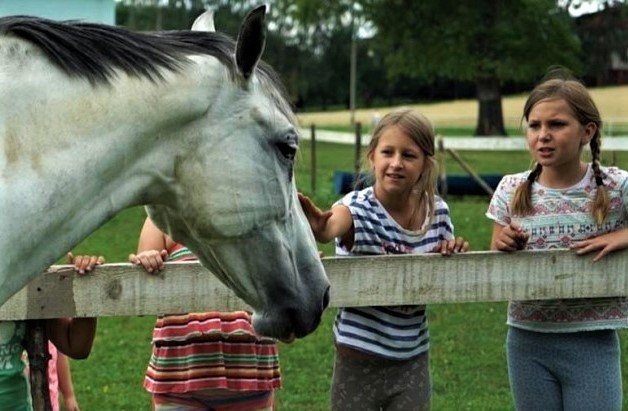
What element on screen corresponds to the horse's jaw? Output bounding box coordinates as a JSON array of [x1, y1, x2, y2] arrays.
[[195, 221, 330, 340], [149, 199, 330, 340]]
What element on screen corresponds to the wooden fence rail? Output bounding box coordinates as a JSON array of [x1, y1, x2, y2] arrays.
[[1, 249, 627, 320]]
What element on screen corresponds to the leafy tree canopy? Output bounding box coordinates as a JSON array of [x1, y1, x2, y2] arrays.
[[362, 0, 582, 84]]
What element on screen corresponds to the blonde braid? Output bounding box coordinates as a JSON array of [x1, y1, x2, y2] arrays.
[[589, 134, 609, 224], [512, 163, 542, 217]]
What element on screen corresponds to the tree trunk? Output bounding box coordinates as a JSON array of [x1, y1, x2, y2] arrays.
[[474, 76, 507, 136]]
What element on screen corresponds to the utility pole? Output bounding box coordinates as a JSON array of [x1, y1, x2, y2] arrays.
[[349, 2, 357, 125]]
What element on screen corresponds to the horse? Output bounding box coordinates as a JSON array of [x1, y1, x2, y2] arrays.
[[0, 6, 330, 340]]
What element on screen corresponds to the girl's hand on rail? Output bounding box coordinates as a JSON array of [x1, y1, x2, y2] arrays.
[[66, 253, 105, 275], [129, 249, 168, 274], [433, 237, 470, 255], [570, 228, 628, 262]]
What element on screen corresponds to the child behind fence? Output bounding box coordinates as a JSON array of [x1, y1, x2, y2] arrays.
[[486, 69, 628, 410], [299, 108, 469, 411]]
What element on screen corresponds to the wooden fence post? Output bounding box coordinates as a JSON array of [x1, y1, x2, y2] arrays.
[[437, 136, 448, 199], [25, 320, 51, 411]]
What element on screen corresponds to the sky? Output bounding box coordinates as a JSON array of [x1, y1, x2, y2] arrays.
[[565, 0, 626, 16]]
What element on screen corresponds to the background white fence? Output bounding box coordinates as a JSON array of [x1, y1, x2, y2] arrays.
[[300, 128, 628, 151]]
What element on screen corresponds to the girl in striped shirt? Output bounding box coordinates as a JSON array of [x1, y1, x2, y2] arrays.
[[300, 108, 469, 411]]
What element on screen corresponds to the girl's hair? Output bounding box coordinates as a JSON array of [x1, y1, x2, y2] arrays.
[[512, 70, 609, 224], [363, 108, 438, 229]]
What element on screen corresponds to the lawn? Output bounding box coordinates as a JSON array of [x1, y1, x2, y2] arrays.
[[59, 131, 628, 410]]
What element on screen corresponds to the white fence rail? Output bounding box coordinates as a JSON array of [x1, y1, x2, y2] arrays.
[[300, 129, 628, 151], [1, 249, 626, 320]]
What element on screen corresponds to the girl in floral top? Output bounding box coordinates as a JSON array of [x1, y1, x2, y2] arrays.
[[486, 71, 628, 410]]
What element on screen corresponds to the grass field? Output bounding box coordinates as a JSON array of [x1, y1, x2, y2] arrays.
[[59, 90, 628, 410]]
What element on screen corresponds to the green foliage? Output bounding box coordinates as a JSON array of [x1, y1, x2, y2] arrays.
[[355, 0, 585, 135], [115, 1, 623, 113], [363, 0, 581, 84], [115, 1, 261, 31], [575, 2, 628, 84]]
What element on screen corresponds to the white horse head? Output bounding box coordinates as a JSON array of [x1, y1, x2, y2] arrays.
[[0, 6, 329, 340]]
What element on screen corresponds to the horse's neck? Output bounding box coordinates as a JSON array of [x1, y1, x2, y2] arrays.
[[0, 60, 215, 301]]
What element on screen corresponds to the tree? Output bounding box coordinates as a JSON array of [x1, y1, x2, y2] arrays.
[[574, 2, 628, 85], [282, 0, 355, 107], [362, 0, 582, 136]]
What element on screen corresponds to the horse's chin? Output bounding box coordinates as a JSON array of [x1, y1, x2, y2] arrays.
[[251, 308, 324, 341]]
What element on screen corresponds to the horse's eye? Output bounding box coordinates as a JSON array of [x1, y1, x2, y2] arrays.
[[277, 142, 296, 161], [276, 130, 298, 162]]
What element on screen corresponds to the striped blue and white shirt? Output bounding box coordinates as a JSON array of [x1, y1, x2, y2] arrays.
[[333, 187, 454, 360]]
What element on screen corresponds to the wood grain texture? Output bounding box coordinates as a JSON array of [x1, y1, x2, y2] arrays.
[[1, 249, 626, 320]]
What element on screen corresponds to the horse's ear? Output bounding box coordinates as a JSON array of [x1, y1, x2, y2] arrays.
[[191, 10, 215, 32], [235, 5, 266, 80]]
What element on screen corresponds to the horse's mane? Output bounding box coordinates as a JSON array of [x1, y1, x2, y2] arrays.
[[0, 16, 294, 122], [0, 16, 237, 84]]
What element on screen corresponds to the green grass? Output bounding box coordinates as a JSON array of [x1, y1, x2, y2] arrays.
[[60, 142, 628, 410]]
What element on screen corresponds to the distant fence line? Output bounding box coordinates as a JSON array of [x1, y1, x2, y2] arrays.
[[0, 249, 626, 320], [299, 128, 628, 151], [426, 116, 628, 134]]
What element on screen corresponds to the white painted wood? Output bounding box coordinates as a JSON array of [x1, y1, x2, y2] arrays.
[[299, 129, 628, 151], [1, 249, 626, 320], [438, 137, 628, 151]]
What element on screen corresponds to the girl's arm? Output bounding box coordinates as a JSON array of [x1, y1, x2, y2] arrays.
[[47, 318, 96, 360], [56, 352, 80, 411], [571, 227, 628, 261], [298, 193, 353, 243]]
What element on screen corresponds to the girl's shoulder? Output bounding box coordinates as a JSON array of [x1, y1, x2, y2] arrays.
[[494, 171, 531, 193], [338, 186, 375, 207], [601, 165, 628, 186], [433, 194, 450, 212]]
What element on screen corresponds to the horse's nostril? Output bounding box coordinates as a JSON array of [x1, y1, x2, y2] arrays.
[[322, 285, 330, 310]]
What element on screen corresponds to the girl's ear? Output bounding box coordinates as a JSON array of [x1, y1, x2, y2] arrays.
[[581, 122, 596, 146]]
